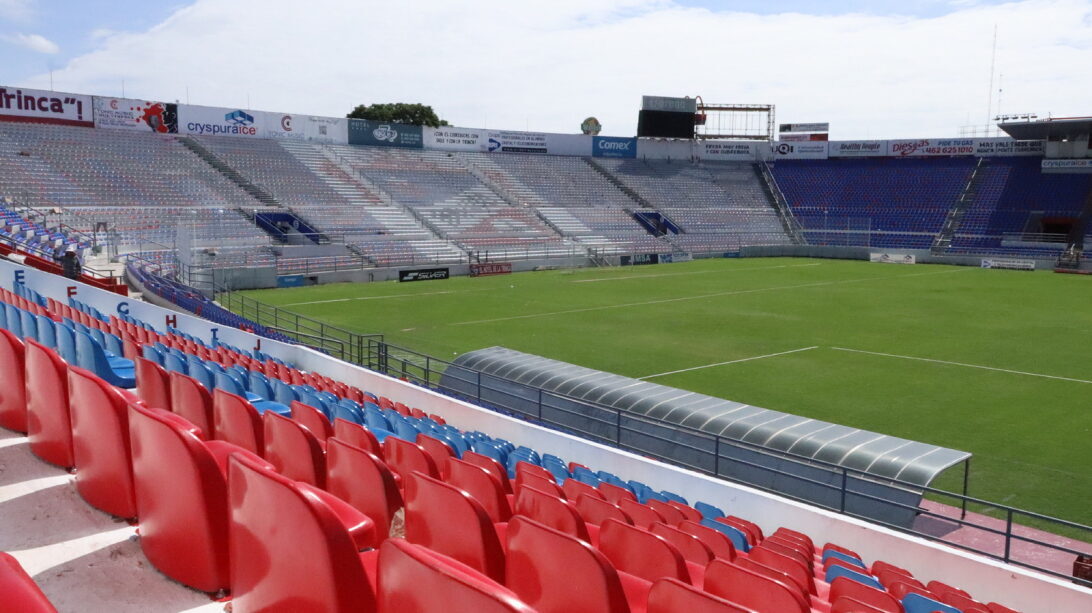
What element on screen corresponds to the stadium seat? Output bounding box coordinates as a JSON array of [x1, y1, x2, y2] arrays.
[[404, 471, 506, 583], [825, 565, 884, 590], [74, 329, 135, 388], [418, 433, 457, 477], [902, 592, 963, 613], [563, 477, 604, 502], [227, 454, 378, 613], [332, 418, 384, 457], [292, 399, 334, 440], [515, 484, 595, 544], [25, 339, 74, 468], [0, 551, 59, 613], [749, 547, 816, 597], [212, 389, 264, 455], [135, 356, 171, 411], [678, 520, 738, 562], [650, 522, 716, 568], [618, 499, 666, 530], [829, 576, 900, 613], [704, 559, 809, 613], [384, 436, 440, 481], [599, 481, 638, 505], [463, 450, 512, 493], [647, 578, 752, 613], [576, 493, 632, 527], [53, 322, 77, 364], [505, 516, 633, 613], [68, 366, 139, 519], [447, 457, 513, 523], [831, 597, 890, 613], [702, 518, 750, 552], [377, 538, 534, 613], [598, 518, 692, 586], [326, 437, 402, 542], [170, 371, 215, 436], [263, 410, 326, 488], [0, 328, 28, 432]]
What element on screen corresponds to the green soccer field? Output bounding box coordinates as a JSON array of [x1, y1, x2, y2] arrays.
[[237, 257, 1092, 532]]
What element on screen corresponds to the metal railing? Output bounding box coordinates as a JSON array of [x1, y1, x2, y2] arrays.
[[361, 338, 1092, 586]]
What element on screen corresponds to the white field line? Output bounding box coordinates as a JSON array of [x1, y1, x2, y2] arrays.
[[451, 267, 969, 327], [572, 262, 822, 283], [638, 346, 819, 380], [830, 347, 1092, 385], [282, 290, 456, 307]]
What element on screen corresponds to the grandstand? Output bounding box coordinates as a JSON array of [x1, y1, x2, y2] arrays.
[[1, 82, 1091, 613]]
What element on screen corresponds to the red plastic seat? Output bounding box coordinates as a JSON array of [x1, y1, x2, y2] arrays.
[[704, 559, 809, 613], [25, 339, 74, 468], [128, 403, 263, 592], [678, 520, 738, 562], [514, 461, 555, 483], [326, 437, 403, 542], [749, 547, 815, 596], [599, 481, 637, 505], [505, 516, 633, 613], [227, 454, 378, 613], [941, 592, 991, 613], [563, 478, 604, 502], [212, 389, 263, 455], [618, 499, 666, 530], [135, 356, 171, 411], [0, 552, 59, 612], [514, 469, 566, 499], [723, 516, 762, 546], [377, 538, 533, 613], [735, 557, 812, 607], [384, 436, 440, 481], [599, 518, 692, 585], [986, 602, 1021, 613], [448, 457, 513, 523], [650, 522, 716, 568], [263, 411, 326, 488], [417, 433, 456, 477], [463, 450, 512, 493], [576, 493, 632, 527], [648, 578, 752, 613], [648, 499, 687, 526], [667, 501, 704, 523], [0, 328, 28, 432], [68, 366, 138, 519], [831, 596, 889, 613], [332, 418, 383, 458], [515, 485, 594, 544], [404, 471, 506, 583], [171, 372, 215, 437], [829, 576, 900, 613], [928, 579, 970, 599], [291, 400, 333, 441]]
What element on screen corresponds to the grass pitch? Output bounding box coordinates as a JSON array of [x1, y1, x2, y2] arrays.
[[239, 258, 1092, 532]]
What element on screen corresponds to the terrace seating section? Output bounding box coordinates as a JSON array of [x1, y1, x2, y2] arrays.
[[0, 282, 1028, 613], [0, 196, 89, 256], [771, 158, 977, 249], [323, 145, 569, 259], [536, 206, 669, 254], [460, 151, 637, 210], [598, 159, 792, 250], [0, 122, 271, 250], [950, 157, 1092, 255]]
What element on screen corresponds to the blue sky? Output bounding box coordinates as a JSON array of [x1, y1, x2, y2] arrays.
[[1, 1, 1089, 138]]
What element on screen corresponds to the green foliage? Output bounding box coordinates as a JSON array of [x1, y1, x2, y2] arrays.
[[346, 102, 449, 127], [239, 258, 1092, 531]]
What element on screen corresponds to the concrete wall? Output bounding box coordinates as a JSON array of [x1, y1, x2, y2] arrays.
[[5, 257, 1089, 612]]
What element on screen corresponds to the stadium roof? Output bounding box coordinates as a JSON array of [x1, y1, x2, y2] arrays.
[[454, 346, 971, 487], [999, 117, 1092, 141]]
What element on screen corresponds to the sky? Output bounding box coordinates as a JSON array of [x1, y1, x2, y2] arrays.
[[1, 0, 1090, 139]]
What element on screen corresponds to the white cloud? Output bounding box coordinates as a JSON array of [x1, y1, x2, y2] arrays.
[[18, 0, 1092, 139], [0, 0, 34, 22], [3, 31, 57, 54]]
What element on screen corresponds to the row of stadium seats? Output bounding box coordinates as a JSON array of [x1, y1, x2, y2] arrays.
[[0, 275, 1026, 613]]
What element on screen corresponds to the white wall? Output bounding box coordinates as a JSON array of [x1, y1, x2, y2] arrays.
[[6, 259, 1089, 612]]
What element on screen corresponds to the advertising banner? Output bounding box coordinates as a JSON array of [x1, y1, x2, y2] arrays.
[[768, 141, 828, 160], [1042, 159, 1092, 173], [485, 130, 548, 154], [399, 267, 449, 282], [592, 136, 637, 158], [887, 138, 975, 157], [869, 252, 916, 264], [469, 262, 512, 277], [94, 97, 178, 133], [179, 104, 261, 137], [699, 140, 756, 161], [424, 125, 485, 151], [981, 258, 1035, 271], [972, 138, 1043, 157], [779, 122, 829, 133], [0, 85, 92, 126], [620, 253, 659, 266], [780, 133, 828, 142], [348, 119, 423, 148], [264, 113, 347, 144], [642, 95, 697, 113], [828, 140, 886, 157]]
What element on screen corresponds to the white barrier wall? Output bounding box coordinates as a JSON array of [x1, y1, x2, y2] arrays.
[[3, 258, 1089, 612]]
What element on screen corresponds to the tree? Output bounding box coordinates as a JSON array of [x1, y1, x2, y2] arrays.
[[346, 103, 449, 127]]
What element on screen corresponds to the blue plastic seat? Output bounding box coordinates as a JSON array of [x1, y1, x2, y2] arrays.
[[19, 309, 37, 342], [0, 303, 6, 330], [186, 358, 215, 391], [392, 418, 420, 441], [163, 352, 188, 375], [4, 304, 22, 338], [824, 565, 883, 590], [271, 378, 298, 406], [700, 518, 749, 552], [34, 315, 56, 348], [822, 549, 866, 568], [74, 329, 135, 388], [103, 332, 124, 357], [248, 371, 273, 399], [364, 411, 391, 433], [902, 592, 962, 613], [333, 401, 365, 425], [695, 501, 725, 519], [54, 323, 77, 364], [142, 344, 165, 365]]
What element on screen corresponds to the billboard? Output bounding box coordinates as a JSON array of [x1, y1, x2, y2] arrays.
[[779, 122, 829, 133], [1042, 159, 1092, 173], [780, 133, 828, 142], [887, 138, 975, 157], [0, 85, 92, 126], [179, 104, 261, 137], [699, 140, 756, 161], [348, 119, 423, 148], [828, 140, 886, 157], [264, 113, 347, 144], [768, 141, 828, 160], [592, 136, 637, 158], [973, 138, 1043, 157], [94, 97, 178, 133], [642, 96, 697, 113], [424, 125, 485, 151], [398, 267, 449, 282], [485, 130, 548, 154], [870, 252, 916, 264]]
